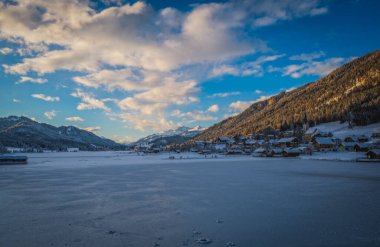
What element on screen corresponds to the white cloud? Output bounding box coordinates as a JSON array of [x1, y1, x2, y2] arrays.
[[229, 93, 275, 113], [289, 51, 325, 61], [210, 65, 240, 77], [1, 1, 258, 75], [32, 94, 60, 102], [0, 0, 328, 132], [247, 0, 328, 27], [281, 57, 351, 78], [209, 54, 285, 78], [16, 76, 47, 84], [71, 89, 111, 111], [65, 116, 84, 122], [83, 126, 101, 132], [0, 47, 13, 55], [109, 112, 177, 132], [255, 90, 263, 94], [207, 104, 219, 113], [208, 91, 241, 98], [44, 110, 57, 120], [13, 98, 21, 103], [229, 100, 254, 112], [171, 110, 217, 122]]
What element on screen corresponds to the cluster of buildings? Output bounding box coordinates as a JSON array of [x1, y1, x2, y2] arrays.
[[190, 127, 380, 159]]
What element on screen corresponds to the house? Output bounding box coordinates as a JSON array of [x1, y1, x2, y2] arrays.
[[340, 142, 357, 151], [67, 147, 79, 152], [312, 137, 335, 151], [218, 137, 235, 143], [214, 143, 227, 153], [252, 148, 267, 157], [225, 149, 243, 155], [371, 132, 380, 139], [354, 143, 371, 152], [5, 147, 26, 153], [305, 128, 333, 141], [277, 137, 299, 148], [366, 149, 380, 159], [304, 128, 318, 141], [282, 148, 302, 157], [344, 135, 369, 143], [267, 148, 283, 157]]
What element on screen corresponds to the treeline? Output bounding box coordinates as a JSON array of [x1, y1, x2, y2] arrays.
[[194, 50, 380, 141]]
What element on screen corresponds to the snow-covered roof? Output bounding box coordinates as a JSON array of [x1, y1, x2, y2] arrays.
[[355, 143, 371, 148], [254, 148, 266, 153], [314, 137, 334, 145], [219, 137, 235, 143], [269, 148, 283, 154], [278, 137, 297, 143], [341, 142, 357, 147], [245, 139, 257, 145], [305, 128, 318, 135], [367, 149, 380, 155], [284, 147, 302, 153]]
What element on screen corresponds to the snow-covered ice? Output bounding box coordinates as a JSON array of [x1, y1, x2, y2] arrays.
[[0, 151, 380, 247]]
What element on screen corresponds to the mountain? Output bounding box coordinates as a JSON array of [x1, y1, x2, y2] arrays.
[[132, 126, 205, 147], [0, 116, 122, 150], [193, 50, 380, 141]]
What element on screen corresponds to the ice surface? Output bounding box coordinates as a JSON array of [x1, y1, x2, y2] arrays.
[[1, 152, 380, 247]]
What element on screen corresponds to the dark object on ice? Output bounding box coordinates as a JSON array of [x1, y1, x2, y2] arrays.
[[196, 238, 212, 244], [216, 218, 224, 223], [107, 230, 116, 235], [0, 155, 27, 165], [153, 242, 160, 247], [157, 237, 163, 240], [225, 242, 236, 246]]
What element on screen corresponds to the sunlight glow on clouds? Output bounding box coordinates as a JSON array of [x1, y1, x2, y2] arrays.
[[0, 0, 334, 134], [65, 116, 85, 122]]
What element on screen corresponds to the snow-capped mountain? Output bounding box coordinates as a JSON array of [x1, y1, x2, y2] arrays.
[[0, 116, 122, 150], [132, 126, 205, 146]]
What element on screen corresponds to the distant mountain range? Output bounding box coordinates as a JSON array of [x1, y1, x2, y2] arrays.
[[193, 50, 380, 142], [131, 126, 205, 147], [0, 116, 122, 150]]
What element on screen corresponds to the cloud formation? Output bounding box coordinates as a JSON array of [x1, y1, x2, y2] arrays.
[[32, 94, 60, 102], [83, 126, 101, 132], [44, 110, 57, 120], [279, 56, 351, 78], [71, 89, 111, 111], [65, 116, 84, 122], [17, 76, 47, 84], [210, 54, 285, 78], [0, 47, 13, 55], [208, 91, 241, 98], [0, 0, 329, 132]]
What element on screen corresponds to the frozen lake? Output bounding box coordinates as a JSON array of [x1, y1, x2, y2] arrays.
[[1, 152, 380, 247]]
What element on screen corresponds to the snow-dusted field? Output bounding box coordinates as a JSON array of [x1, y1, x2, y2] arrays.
[[1, 152, 380, 247]]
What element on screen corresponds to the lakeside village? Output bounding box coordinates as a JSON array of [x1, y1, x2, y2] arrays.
[[2, 122, 380, 163], [132, 123, 380, 161]]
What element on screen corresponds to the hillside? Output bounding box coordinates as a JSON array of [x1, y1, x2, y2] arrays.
[[194, 50, 380, 141], [0, 116, 122, 150]]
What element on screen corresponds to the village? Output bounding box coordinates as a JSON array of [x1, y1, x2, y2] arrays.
[[132, 122, 380, 161]]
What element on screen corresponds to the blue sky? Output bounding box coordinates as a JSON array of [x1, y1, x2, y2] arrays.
[[0, 0, 379, 142]]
